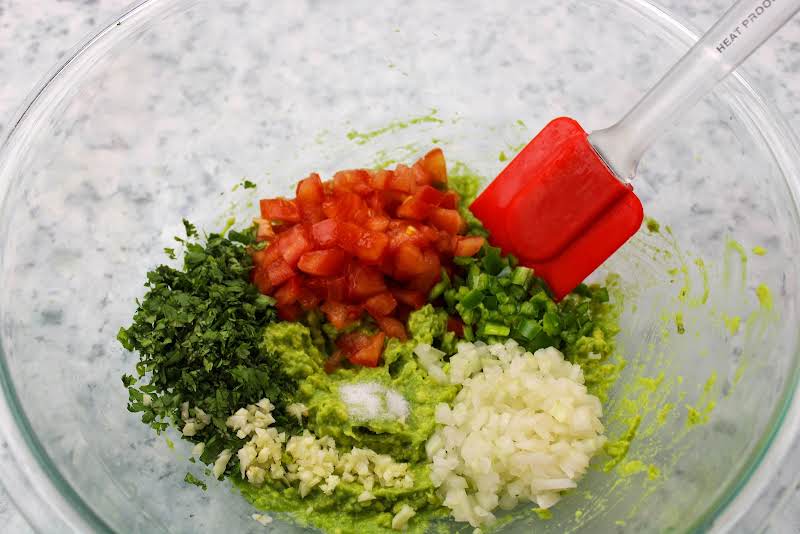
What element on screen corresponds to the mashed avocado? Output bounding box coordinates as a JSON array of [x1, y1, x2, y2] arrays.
[[236, 307, 458, 533]]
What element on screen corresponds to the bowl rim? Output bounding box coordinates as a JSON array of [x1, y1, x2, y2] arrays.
[[0, 0, 798, 532]]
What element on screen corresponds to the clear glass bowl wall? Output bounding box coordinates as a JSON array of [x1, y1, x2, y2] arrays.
[[0, 0, 798, 533]]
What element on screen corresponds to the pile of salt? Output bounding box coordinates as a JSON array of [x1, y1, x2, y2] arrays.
[[339, 382, 410, 423]]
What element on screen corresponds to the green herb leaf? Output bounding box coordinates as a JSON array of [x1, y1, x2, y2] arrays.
[[184, 472, 207, 491], [118, 227, 299, 478], [182, 219, 198, 239], [121, 374, 136, 387]]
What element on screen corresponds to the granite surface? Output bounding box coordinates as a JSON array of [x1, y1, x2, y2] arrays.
[[0, 0, 798, 532]]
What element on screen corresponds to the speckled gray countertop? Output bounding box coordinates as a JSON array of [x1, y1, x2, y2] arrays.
[[0, 1, 798, 532]]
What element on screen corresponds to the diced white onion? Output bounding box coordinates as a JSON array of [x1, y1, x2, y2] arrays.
[[424, 342, 605, 527]]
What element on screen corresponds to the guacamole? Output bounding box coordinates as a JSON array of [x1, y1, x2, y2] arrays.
[[120, 155, 627, 534]]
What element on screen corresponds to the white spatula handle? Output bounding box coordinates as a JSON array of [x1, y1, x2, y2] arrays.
[[589, 0, 800, 181]]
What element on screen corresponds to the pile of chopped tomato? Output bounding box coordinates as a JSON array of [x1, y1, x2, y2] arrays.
[[250, 148, 484, 366]]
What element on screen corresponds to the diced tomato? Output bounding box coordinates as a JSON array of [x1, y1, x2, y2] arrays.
[[365, 215, 390, 232], [277, 302, 303, 321], [336, 331, 372, 354], [325, 276, 347, 302], [418, 148, 447, 184], [406, 249, 441, 293], [250, 247, 267, 268], [345, 332, 385, 367], [377, 253, 396, 277], [388, 165, 415, 193], [408, 272, 439, 294], [322, 199, 337, 220], [387, 222, 432, 252], [363, 292, 397, 318], [411, 162, 433, 186], [387, 220, 404, 230], [387, 230, 411, 254], [311, 219, 339, 248], [393, 242, 427, 279], [366, 191, 387, 213], [346, 263, 387, 301], [454, 236, 485, 257], [421, 247, 441, 273], [298, 249, 347, 276], [333, 170, 372, 195], [266, 258, 295, 287], [439, 190, 459, 209], [337, 222, 389, 263], [265, 241, 284, 262], [420, 224, 440, 243], [274, 276, 302, 306], [388, 219, 433, 235], [428, 208, 465, 234], [377, 316, 407, 340], [260, 198, 300, 223], [297, 287, 321, 311], [251, 266, 272, 294], [447, 316, 465, 337], [416, 185, 446, 206], [352, 210, 371, 225], [254, 218, 275, 241], [435, 231, 456, 254], [396, 195, 434, 221], [324, 351, 347, 374], [380, 190, 408, 214], [254, 241, 283, 267], [335, 221, 361, 251], [304, 277, 327, 298], [320, 300, 362, 329], [249, 150, 482, 339], [296, 173, 325, 224], [305, 276, 348, 301], [277, 225, 313, 267], [391, 288, 427, 309], [327, 192, 370, 223], [368, 169, 393, 190]]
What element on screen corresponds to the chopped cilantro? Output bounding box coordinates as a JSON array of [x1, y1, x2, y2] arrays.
[[184, 472, 207, 491], [118, 225, 298, 477], [182, 218, 198, 239], [242, 179, 257, 189]]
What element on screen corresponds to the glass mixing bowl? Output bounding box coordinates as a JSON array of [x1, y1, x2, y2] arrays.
[[1, 0, 799, 532]]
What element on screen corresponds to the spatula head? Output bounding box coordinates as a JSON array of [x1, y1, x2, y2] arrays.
[[470, 117, 643, 300]]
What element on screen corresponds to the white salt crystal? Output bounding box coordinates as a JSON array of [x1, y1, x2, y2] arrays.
[[339, 382, 409, 423], [386, 389, 410, 422]]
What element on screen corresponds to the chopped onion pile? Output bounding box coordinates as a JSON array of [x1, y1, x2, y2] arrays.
[[425, 340, 606, 527]]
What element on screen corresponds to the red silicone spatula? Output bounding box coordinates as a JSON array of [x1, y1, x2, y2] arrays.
[[471, 0, 799, 300]]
